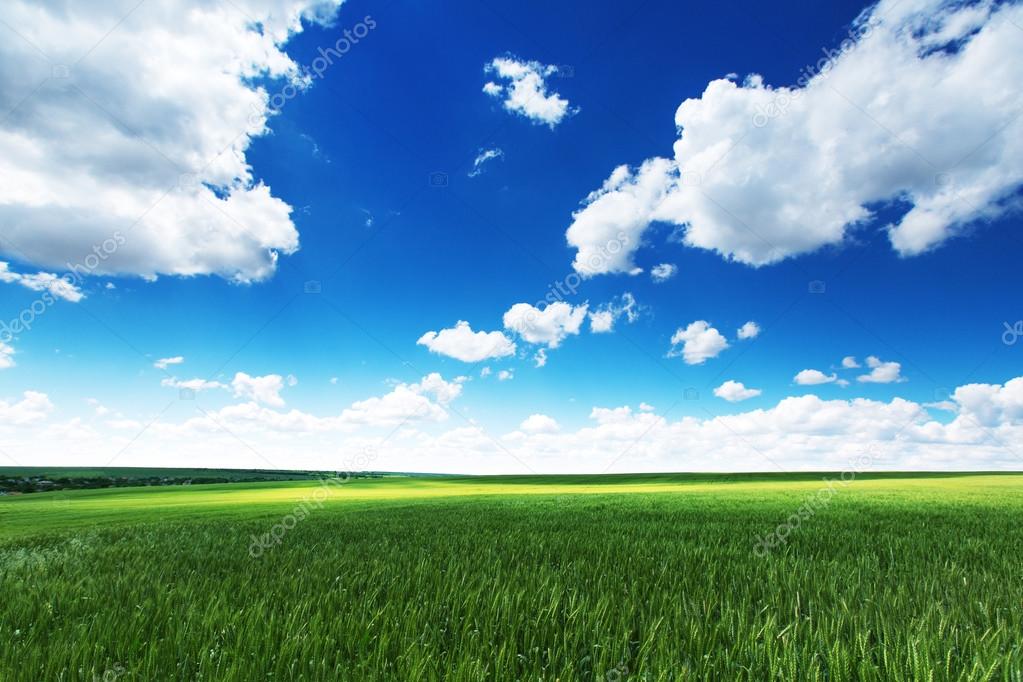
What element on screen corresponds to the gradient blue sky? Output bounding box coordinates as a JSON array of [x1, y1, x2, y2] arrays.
[[1, 0, 1021, 472]]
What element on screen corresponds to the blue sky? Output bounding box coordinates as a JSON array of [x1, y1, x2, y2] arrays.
[[1, 0, 1021, 473]]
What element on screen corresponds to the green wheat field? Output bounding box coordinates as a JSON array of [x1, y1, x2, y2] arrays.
[[2, 471, 1022, 681]]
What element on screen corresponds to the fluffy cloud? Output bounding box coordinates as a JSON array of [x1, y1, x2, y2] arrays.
[[0, 390, 54, 425], [23, 375, 1023, 473], [954, 377, 1023, 427], [534, 349, 548, 368], [417, 321, 516, 363], [0, 342, 15, 370], [737, 321, 760, 340], [154, 356, 185, 370], [650, 263, 678, 283], [519, 414, 560, 434], [668, 320, 729, 364], [0, 263, 83, 302], [564, 0, 1023, 273], [0, 0, 347, 282], [566, 158, 673, 276], [497, 369, 514, 381], [339, 373, 461, 426], [588, 293, 639, 334], [714, 380, 762, 402], [857, 356, 905, 384], [483, 57, 574, 127], [468, 148, 504, 177], [231, 372, 288, 407], [504, 302, 588, 348], [841, 356, 861, 369], [794, 369, 838, 385]]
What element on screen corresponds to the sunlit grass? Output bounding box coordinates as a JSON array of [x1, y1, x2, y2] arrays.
[[2, 472, 1022, 680]]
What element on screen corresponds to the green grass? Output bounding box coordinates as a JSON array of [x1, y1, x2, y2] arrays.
[[2, 472, 1022, 680]]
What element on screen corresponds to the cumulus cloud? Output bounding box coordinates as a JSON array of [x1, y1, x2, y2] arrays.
[[668, 320, 729, 364], [154, 356, 185, 370], [340, 373, 462, 426], [566, 158, 674, 276], [534, 349, 548, 368], [794, 369, 839, 385], [564, 0, 1023, 273], [857, 356, 905, 383], [650, 263, 678, 283], [0, 263, 84, 302], [0, 0, 347, 283], [737, 321, 760, 340], [231, 372, 289, 407], [0, 390, 54, 425], [714, 380, 762, 402], [483, 57, 574, 127], [520, 414, 560, 434], [497, 369, 514, 381], [504, 302, 588, 348], [468, 148, 504, 177], [842, 356, 861, 369], [0, 342, 15, 370], [24, 375, 1023, 473], [588, 293, 639, 333], [417, 321, 516, 363]]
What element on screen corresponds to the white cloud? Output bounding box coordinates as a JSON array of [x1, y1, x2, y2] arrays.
[[483, 57, 574, 127], [0, 390, 54, 425], [589, 293, 640, 334], [503, 302, 588, 348], [231, 372, 288, 407], [954, 377, 1023, 427], [0, 342, 15, 370], [714, 380, 762, 402], [0, 0, 347, 283], [639, 402, 656, 412], [0, 263, 84, 302], [153, 356, 185, 370], [567, 158, 675, 276], [85, 398, 111, 417], [24, 375, 1023, 474], [794, 369, 838, 385], [668, 320, 729, 364], [534, 348, 548, 368], [413, 373, 463, 405], [480, 367, 492, 378], [589, 310, 615, 334], [339, 373, 461, 426], [564, 0, 1023, 273], [497, 369, 514, 382], [417, 321, 516, 363], [858, 356, 905, 384], [161, 377, 225, 392], [650, 263, 678, 283], [841, 356, 861, 369], [468, 148, 504, 177], [520, 414, 560, 434], [737, 321, 760, 340]]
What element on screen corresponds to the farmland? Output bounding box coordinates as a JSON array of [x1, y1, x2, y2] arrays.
[[1, 472, 1022, 680]]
